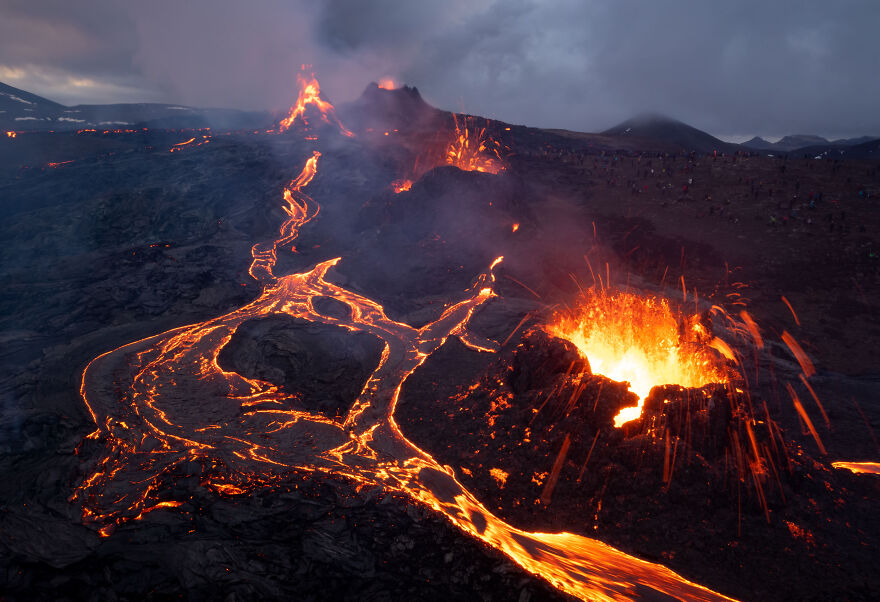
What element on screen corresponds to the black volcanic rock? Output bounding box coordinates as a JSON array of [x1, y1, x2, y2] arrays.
[[602, 113, 735, 153], [217, 316, 385, 420]]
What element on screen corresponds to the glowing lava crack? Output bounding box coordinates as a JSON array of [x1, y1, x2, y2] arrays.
[[73, 75, 735, 601]]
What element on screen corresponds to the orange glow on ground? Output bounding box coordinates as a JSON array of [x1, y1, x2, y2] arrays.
[[547, 289, 730, 426], [378, 78, 396, 90]]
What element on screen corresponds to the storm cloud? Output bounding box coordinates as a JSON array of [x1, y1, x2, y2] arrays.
[[1, 0, 877, 139]]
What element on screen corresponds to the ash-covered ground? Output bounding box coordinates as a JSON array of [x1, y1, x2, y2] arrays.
[[1, 90, 878, 600]]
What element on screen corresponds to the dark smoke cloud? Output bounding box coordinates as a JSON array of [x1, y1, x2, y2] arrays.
[[0, 0, 877, 138]]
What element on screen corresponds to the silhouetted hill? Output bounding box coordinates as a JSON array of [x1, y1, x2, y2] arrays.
[[743, 132, 880, 155], [797, 137, 880, 160], [0, 82, 65, 128], [742, 136, 775, 150], [602, 113, 736, 153], [772, 135, 829, 152], [0, 82, 272, 132], [831, 135, 878, 146]]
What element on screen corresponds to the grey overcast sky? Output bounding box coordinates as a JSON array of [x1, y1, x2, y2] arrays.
[[1, 0, 878, 140]]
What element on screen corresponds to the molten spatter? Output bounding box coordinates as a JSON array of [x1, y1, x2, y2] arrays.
[[832, 461, 880, 475], [446, 114, 505, 174], [279, 69, 354, 137], [547, 289, 731, 426], [5, 131, 15, 138], [391, 179, 412, 193]]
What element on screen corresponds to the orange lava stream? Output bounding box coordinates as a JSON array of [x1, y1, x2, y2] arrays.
[[73, 79, 735, 600], [832, 461, 880, 475], [547, 290, 730, 426]]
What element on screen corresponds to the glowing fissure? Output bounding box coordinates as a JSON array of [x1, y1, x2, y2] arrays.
[[548, 289, 730, 427], [73, 74, 735, 601]]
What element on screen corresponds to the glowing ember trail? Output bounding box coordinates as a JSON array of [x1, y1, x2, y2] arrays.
[[832, 461, 880, 475], [169, 134, 210, 153], [72, 78, 736, 601], [547, 289, 731, 426], [5, 131, 15, 138], [279, 68, 354, 137]]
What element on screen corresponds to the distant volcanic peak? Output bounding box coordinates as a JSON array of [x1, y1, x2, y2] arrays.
[[362, 81, 426, 104], [603, 112, 730, 153], [774, 134, 830, 150], [604, 112, 692, 134], [621, 112, 684, 128], [341, 82, 440, 135]]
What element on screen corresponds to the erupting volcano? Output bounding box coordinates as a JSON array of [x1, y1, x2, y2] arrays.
[[3, 64, 877, 602], [70, 71, 741, 602]]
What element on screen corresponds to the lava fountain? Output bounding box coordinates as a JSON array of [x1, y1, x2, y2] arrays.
[[279, 67, 354, 137], [445, 114, 505, 174], [547, 288, 732, 426]]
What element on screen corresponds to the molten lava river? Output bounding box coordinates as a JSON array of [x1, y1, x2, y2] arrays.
[[72, 75, 738, 601]]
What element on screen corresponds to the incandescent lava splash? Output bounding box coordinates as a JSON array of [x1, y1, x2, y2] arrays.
[[445, 114, 505, 174], [547, 288, 732, 426]]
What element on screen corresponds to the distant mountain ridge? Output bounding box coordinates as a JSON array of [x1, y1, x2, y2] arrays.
[[4, 79, 878, 157], [0, 81, 271, 132], [742, 133, 879, 153]]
